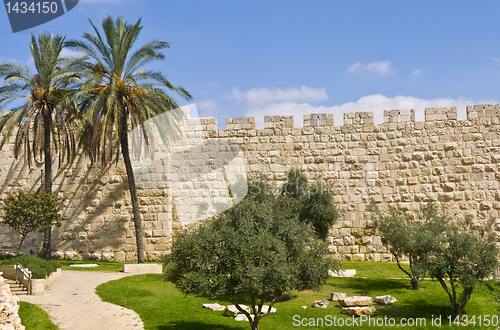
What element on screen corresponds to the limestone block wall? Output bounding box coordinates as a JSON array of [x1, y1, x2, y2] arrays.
[[212, 104, 500, 261], [1, 104, 500, 262], [0, 133, 172, 262]]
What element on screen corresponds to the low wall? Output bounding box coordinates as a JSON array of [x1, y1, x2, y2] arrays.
[[0, 265, 61, 296]]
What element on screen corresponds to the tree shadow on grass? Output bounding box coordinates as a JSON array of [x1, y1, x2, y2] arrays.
[[157, 322, 243, 330], [325, 278, 409, 295], [377, 299, 452, 320]]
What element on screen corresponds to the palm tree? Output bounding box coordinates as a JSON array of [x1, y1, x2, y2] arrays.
[[0, 33, 79, 260], [67, 16, 191, 263]]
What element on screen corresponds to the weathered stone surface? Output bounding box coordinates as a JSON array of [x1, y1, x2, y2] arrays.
[[338, 296, 373, 307], [1, 104, 500, 262], [375, 295, 397, 305], [260, 305, 277, 314], [330, 292, 347, 301], [329, 269, 356, 277], [312, 299, 329, 308], [0, 274, 25, 330], [235, 314, 254, 322], [224, 304, 251, 317], [341, 306, 376, 316], [203, 303, 225, 311]]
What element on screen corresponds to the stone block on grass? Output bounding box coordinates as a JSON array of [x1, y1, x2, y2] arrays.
[[122, 263, 162, 274], [338, 296, 373, 307], [341, 306, 376, 316]]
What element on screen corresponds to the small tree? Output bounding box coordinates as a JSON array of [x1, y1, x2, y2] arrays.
[[2, 190, 64, 255], [369, 200, 447, 290], [281, 169, 341, 240], [425, 215, 498, 318], [165, 180, 339, 330]]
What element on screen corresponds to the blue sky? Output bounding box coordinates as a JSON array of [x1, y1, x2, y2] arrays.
[[1, 0, 500, 128]]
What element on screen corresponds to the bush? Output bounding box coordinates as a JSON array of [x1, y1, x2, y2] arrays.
[[165, 178, 339, 330], [0, 255, 61, 279], [424, 215, 498, 318], [2, 190, 64, 255], [281, 169, 341, 240], [369, 200, 447, 290]]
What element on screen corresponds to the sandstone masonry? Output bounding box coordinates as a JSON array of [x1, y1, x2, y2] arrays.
[[1, 104, 500, 262]]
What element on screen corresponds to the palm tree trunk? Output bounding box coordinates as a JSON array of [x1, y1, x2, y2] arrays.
[[42, 113, 52, 261], [120, 116, 145, 264]]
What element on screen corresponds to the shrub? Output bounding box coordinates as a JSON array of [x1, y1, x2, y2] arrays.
[[0, 255, 61, 279], [281, 169, 341, 240], [424, 215, 498, 318], [369, 200, 449, 290], [165, 178, 339, 330], [2, 190, 64, 255]]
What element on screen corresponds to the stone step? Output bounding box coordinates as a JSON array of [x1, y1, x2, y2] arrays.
[[4, 279, 28, 295]]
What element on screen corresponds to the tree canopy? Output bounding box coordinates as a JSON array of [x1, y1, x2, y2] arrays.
[[165, 179, 339, 330], [2, 190, 64, 255]]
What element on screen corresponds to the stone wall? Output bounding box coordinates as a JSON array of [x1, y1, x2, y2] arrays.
[[1, 104, 500, 262], [0, 273, 24, 330]]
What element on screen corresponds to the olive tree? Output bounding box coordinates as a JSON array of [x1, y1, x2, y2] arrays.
[[369, 200, 447, 290], [281, 169, 341, 240], [2, 190, 64, 255], [165, 180, 339, 330], [425, 215, 498, 318]]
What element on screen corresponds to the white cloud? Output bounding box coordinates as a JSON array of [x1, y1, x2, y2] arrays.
[[494, 57, 500, 64], [245, 94, 497, 128], [228, 86, 328, 105], [59, 48, 85, 58], [366, 61, 392, 74], [348, 61, 393, 75], [196, 99, 219, 112], [413, 69, 421, 76], [348, 62, 363, 73]]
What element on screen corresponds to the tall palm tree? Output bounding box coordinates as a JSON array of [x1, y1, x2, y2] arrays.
[[0, 33, 79, 260], [67, 16, 191, 263]]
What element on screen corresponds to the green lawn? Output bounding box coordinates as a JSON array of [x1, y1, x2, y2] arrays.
[[341, 261, 405, 278], [95, 262, 500, 330], [19, 301, 58, 330]]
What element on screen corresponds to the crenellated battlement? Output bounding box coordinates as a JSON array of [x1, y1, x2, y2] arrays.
[[425, 107, 457, 121], [384, 109, 415, 123], [220, 104, 500, 131], [304, 113, 334, 127], [467, 104, 500, 120], [344, 111, 374, 125], [264, 115, 294, 129]]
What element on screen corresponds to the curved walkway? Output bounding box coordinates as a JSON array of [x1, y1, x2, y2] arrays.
[[20, 270, 144, 330]]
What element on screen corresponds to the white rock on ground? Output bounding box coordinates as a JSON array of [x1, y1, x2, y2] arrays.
[[338, 296, 373, 307], [312, 299, 329, 308], [328, 269, 356, 277], [341, 307, 376, 316], [0, 274, 25, 330], [224, 304, 251, 317], [203, 303, 225, 311], [235, 314, 254, 322], [330, 292, 347, 301], [375, 295, 397, 305], [260, 305, 277, 314]]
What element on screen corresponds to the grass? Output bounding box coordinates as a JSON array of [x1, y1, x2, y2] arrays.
[[341, 261, 404, 278], [19, 301, 58, 330], [95, 261, 500, 330], [57, 259, 162, 273]]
